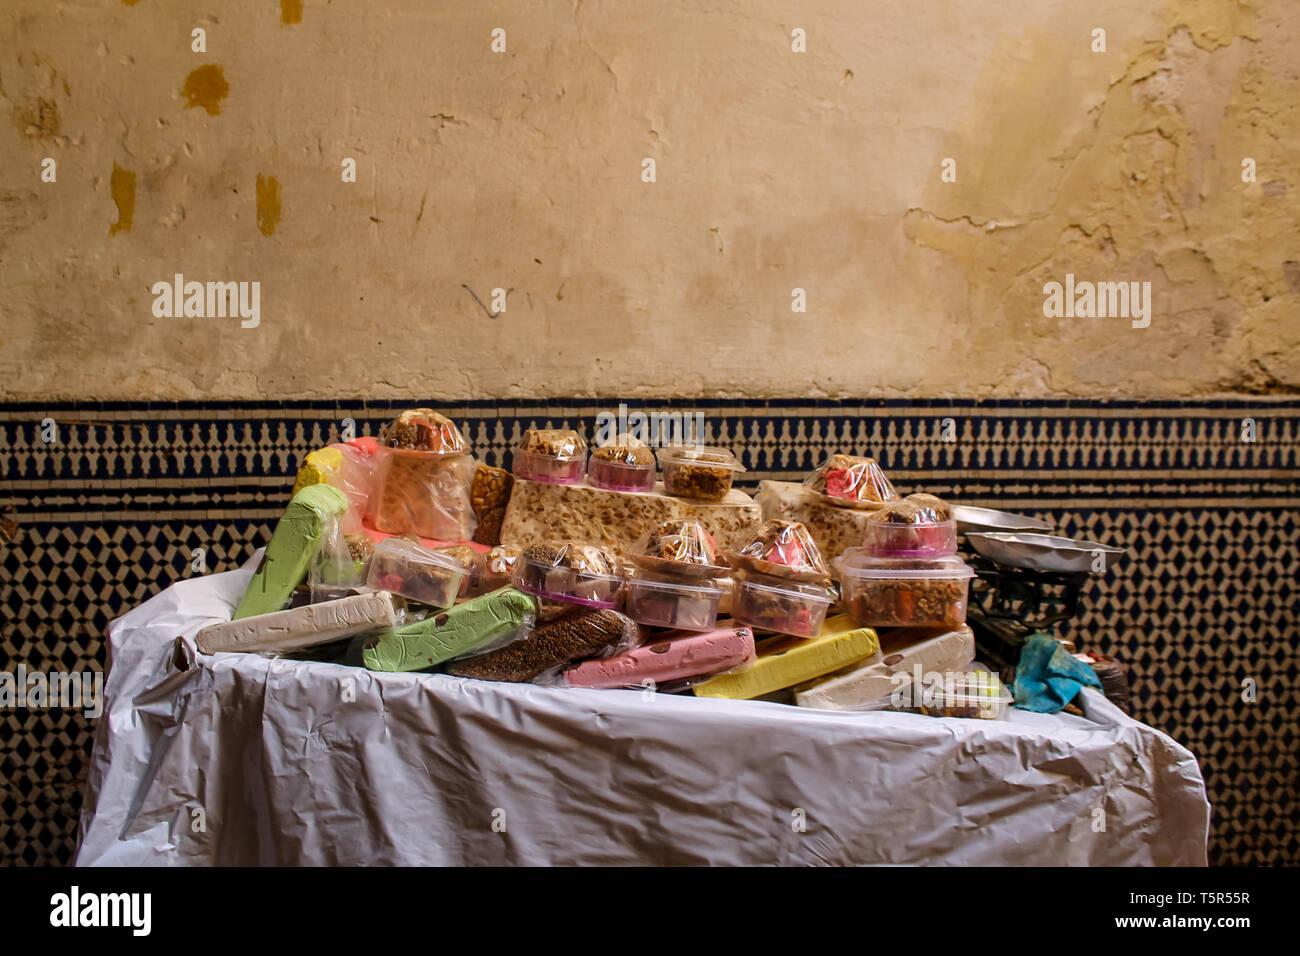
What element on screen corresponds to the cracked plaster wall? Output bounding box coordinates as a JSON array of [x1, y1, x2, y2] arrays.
[[0, 0, 1296, 401]]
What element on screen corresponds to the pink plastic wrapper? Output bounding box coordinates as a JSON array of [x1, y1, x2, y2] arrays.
[[563, 624, 756, 690], [326, 440, 377, 534]]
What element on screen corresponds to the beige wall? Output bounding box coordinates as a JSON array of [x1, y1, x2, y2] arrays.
[[1, 0, 1296, 402]]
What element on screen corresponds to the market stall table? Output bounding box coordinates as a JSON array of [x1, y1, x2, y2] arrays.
[[77, 562, 1210, 866]]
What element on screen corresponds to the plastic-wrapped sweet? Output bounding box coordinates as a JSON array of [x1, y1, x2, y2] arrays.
[[587, 434, 656, 492], [725, 519, 830, 584], [434, 543, 491, 598], [309, 520, 375, 603], [862, 495, 959, 557], [445, 607, 642, 683], [854, 667, 1012, 719], [483, 544, 521, 591], [564, 624, 757, 690], [624, 572, 724, 631], [368, 409, 476, 540], [380, 408, 469, 453], [835, 548, 974, 628], [470, 463, 513, 545], [731, 572, 834, 638], [513, 428, 587, 485], [366, 537, 467, 609], [362, 587, 537, 672], [657, 446, 745, 501], [626, 519, 723, 579], [292, 444, 373, 535], [804, 454, 899, 508], [512, 542, 624, 608]]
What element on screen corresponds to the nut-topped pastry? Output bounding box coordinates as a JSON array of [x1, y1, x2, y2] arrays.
[[513, 427, 587, 484], [804, 454, 898, 509], [725, 518, 831, 584], [379, 408, 469, 454], [627, 519, 723, 579], [862, 494, 958, 557], [588, 433, 656, 492]]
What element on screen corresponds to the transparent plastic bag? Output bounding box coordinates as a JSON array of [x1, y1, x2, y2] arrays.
[[327, 441, 378, 533], [445, 606, 643, 684], [725, 518, 831, 583], [626, 519, 724, 579], [470, 462, 514, 545], [379, 408, 470, 454], [803, 454, 899, 509], [307, 516, 374, 603], [366, 409, 476, 540], [368, 445, 477, 541]]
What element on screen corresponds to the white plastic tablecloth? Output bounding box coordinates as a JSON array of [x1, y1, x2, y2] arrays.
[[77, 561, 1211, 866]]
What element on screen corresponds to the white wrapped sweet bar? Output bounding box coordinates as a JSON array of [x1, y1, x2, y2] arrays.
[[195, 590, 399, 655], [500, 478, 761, 552], [794, 625, 976, 710]]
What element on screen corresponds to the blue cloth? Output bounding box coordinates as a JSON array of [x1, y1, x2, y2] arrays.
[[1012, 633, 1102, 713]]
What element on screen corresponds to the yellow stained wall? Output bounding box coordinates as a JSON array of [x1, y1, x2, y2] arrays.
[[0, 0, 1296, 401]]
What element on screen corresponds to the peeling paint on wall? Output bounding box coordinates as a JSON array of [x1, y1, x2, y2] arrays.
[[108, 163, 135, 236], [12, 97, 59, 138], [256, 174, 281, 237], [0, 0, 1296, 402], [181, 64, 229, 115]]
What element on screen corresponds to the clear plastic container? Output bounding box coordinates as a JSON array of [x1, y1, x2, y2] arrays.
[[731, 573, 834, 638], [434, 544, 489, 598], [625, 573, 724, 631], [835, 548, 974, 628], [657, 446, 746, 501], [365, 537, 467, 609], [862, 507, 958, 557], [513, 428, 587, 484], [512, 543, 625, 609], [587, 445, 656, 492]]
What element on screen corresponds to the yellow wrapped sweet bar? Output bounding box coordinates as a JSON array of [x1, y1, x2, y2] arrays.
[[692, 614, 879, 700], [291, 447, 344, 497]]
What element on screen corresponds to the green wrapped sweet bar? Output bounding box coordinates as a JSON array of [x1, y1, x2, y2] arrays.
[[362, 586, 536, 672], [233, 484, 350, 620]]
